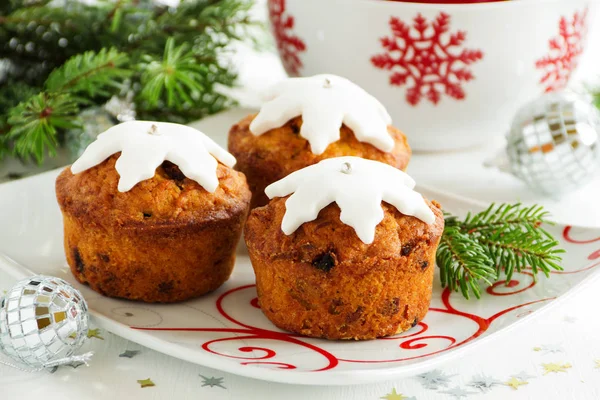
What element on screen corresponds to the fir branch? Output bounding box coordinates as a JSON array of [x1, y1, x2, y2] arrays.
[[0, 6, 79, 29], [0, 119, 10, 158], [437, 226, 497, 299], [592, 88, 600, 111], [45, 48, 131, 98], [0, 0, 260, 163], [7, 92, 80, 163], [456, 203, 553, 235], [1, 0, 51, 17], [437, 203, 564, 300], [0, 80, 40, 111], [0, 2, 110, 67], [479, 228, 564, 282], [139, 38, 208, 109]]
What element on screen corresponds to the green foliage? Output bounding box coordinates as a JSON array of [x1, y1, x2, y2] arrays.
[[0, 80, 40, 111], [139, 38, 205, 109], [437, 203, 565, 300], [0, 120, 10, 158], [592, 90, 600, 111], [7, 93, 80, 163], [0, 0, 261, 163], [45, 48, 130, 97], [437, 226, 497, 300]]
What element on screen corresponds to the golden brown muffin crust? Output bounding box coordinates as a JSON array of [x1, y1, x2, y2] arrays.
[[245, 197, 444, 340], [56, 154, 251, 229], [56, 155, 251, 303], [228, 114, 411, 208]]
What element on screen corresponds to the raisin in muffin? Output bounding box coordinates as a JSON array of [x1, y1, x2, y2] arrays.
[[245, 194, 444, 340], [229, 115, 411, 208], [56, 154, 251, 303]]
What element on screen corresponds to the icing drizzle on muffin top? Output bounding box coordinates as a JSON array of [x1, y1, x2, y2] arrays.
[[265, 156, 435, 244], [71, 121, 236, 193], [250, 74, 395, 155]]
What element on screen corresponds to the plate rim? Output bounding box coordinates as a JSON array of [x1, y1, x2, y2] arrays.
[[1, 169, 599, 385]]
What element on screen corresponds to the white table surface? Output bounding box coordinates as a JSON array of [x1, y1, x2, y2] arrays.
[[2, 5, 600, 400], [2, 108, 600, 400]]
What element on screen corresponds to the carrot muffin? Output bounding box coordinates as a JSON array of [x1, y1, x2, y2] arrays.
[[56, 121, 251, 303], [229, 74, 411, 208], [244, 157, 444, 340]]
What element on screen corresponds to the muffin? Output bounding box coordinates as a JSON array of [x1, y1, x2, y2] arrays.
[[56, 121, 251, 303], [229, 74, 411, 208], [244, 157, 444, 340]]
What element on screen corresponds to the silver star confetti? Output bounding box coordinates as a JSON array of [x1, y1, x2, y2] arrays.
[[66, 360, 86, 369], [467, 373, 502, 393], [535, 344, 564, 354], [119, 350, 140, 358], [200, 375, 226, 389], [439, 386, 477, 399], [512, 371, 536, 381], [416, 369, 456, 390]]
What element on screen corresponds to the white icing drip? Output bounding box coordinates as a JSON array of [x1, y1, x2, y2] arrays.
[[71, 121, 236, 193], [265, 157, 435, 244], [250, 74, 394, 155]]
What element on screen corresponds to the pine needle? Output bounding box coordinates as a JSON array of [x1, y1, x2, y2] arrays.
[[0, 0, 259, 163], [139, 38, 208, 109], [437, 203, 564, 300], [45, 48, 131, 98], [7, 93, 80, 163]]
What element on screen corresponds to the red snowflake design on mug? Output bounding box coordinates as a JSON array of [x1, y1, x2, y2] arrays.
[[371, 13, 483, 106], [268, 0, 306, 76], [536, 8, 588, 93]]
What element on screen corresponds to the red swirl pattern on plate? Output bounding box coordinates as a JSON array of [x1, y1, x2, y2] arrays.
[[486, 273, 536, 296], [563, 226, 600, 244], [131, 226, 595, 372], [133, 277, 553, 370]]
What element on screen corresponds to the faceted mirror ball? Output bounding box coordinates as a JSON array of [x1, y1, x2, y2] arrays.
[[507, 92, 600, 196], [0, 276, 89, 368]]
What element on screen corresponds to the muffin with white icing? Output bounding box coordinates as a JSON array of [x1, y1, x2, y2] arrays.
[[244, 157, 444, 340], [56, 121, 251, 303], [228, 74, 411, 208]]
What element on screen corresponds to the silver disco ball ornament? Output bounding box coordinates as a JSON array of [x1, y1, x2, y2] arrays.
[[0, 275, 90, 369], [507, 92, 600, 197]]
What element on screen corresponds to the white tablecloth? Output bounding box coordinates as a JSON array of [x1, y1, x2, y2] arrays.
[[2, 5, 600, 400], [1, 266, 600, 400]]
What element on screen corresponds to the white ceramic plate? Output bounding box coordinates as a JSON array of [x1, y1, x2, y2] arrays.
[[1, 170, 600, 385], [1, 112, 599, 385]]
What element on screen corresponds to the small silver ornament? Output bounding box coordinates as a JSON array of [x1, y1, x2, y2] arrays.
[[0, 275, 92, 371], [506, 92, 600, 197], [103, 92, 136, 123], [66, 92, 136, 161], [65, 107, 116, 161]]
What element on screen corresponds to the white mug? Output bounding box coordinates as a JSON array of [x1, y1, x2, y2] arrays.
[[268, 0, 595, 151]]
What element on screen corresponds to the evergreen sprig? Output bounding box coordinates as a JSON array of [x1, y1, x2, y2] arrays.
[[4, 47, 131, 162], [7, 92, 80, 163], [437, 203, 565, 300], [0, 0, 261, 163], [139, 38, 206, 109], [592, 89, 600, 111], [45, 48, 131, 98]]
